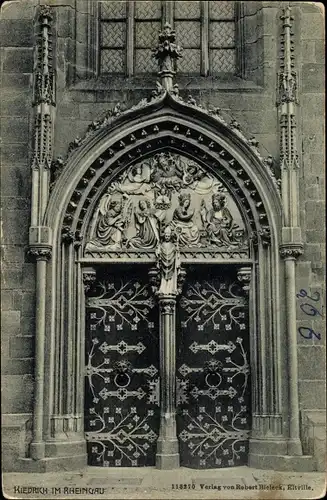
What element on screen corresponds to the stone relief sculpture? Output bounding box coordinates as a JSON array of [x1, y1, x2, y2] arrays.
[[172, 193, 200, 246], [85, 195, 132, 251], [155, 226, 181, 296], [84, 153, 247, 256], [127, 199, 160, 249], [201, 193, 244, 247]]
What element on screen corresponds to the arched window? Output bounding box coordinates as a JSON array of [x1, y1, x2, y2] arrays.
[[98, 1, 237, 76]]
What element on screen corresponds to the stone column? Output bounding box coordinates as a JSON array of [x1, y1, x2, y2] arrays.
[[280, 243, 303, 456], [156, 295, 179, 469], [28, 247, 52, 460], [149, 238, 186, 469]]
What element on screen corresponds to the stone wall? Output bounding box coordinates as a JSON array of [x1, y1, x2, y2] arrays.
[[296, 2, 325, 414], [0, 0, 325, 470], [1, 0, 36, 415]]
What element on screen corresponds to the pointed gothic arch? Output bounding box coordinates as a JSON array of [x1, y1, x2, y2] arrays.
[[31, 92, 291, 469]]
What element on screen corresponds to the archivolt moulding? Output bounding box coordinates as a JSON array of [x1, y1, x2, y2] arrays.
[[46, 91, 282, 252]]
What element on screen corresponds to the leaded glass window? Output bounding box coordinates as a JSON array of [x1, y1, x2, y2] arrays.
[[99, 1, 127, 74], [98, 1, 237, 76]]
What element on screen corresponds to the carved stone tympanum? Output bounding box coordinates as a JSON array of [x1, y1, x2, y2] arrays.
[[84, 153, 248, 259]]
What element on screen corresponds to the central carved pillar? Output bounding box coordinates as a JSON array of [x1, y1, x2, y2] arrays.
[[149, 225, 186, 469], [156, 295, 179, 469]]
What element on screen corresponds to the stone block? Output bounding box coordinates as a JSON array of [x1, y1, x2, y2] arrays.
[[2, 358, 34, 375], [0, 1, 37, 19], [305, 184, 319, 200], [1, 118, 30, 144], [302, 94, 325, 118], [1, 73, 32, 90], [22, 263, 36, 291], [13, 290, 23, 310], [210, 93, 274, 112], [0, 144, 30, 167], [302, 64, 325, 93], [20, 316, 35, 336], [75, 11, 88, 44], [243, 2, 261, 17], [1, 311, 21, 339], [57, 6, 75, 39], [1, 92, 31, 117], [301, 3, 324, 13], [304, 243, 322, 262], [301, 40, 316, 62], [10, 336, 34, 359], [299, 381, 326, 410], [309, 154, 325, 176], [301, 13, 324, 40], [21, 291, 36, 315], [1, 167, 31, 198], [56, 101, 79, 119], [315, 39, 325, 63], [53, 119, 91, 156], [1, 290, 14, 310], [1, 264, 22, 290], [1, 375, 34, 413], [250, 133, 279, 158], [78, 102, 113, 121], [304, 200, 325, 231], [1, 210, 30, 244], [0, 244, 25, 263], [0, 20, 34, 47], [298, 346, 326, 380], [303, 124, 324, 155], [231, 110, 277, 135], [2, 48, 34, 73], [1, 197, 31, 211], [305, 229, 325, 243]]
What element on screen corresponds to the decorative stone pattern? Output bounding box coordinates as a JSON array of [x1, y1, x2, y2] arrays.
[[31, 5, 55, 171]]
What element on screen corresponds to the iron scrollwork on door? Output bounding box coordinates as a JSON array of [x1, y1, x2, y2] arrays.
[[84, 269, 160, 467], [176, 267, 250, 468]]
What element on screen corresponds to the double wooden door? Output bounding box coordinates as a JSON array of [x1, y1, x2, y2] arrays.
[[84, 265, 250, 468]]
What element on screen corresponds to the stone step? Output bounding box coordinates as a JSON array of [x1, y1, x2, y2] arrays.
[[249, 454, 315, 472]]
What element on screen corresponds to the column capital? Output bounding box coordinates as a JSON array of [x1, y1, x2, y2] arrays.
[[28, 245, 52, 261], [82, 267, 96, 293], [279, 243, 303, 260], [158, 296, 176, 314]]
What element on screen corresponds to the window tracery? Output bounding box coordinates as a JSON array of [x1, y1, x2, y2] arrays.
[[98, 1, 236, 76]]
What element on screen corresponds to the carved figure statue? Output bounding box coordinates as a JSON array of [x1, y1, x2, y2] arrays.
[[86, 197, 128, 250], [151, 153, 183, 191], [127, 199, 159, 249], [155, 226, 180, 296], [172, 193, 200, 246], [201, 193, 239, 246]]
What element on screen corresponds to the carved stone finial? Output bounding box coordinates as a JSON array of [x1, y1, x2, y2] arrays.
[[152, 23, 183, 91], [39, 4, 53, 21], [278, 5, 299, 174]]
